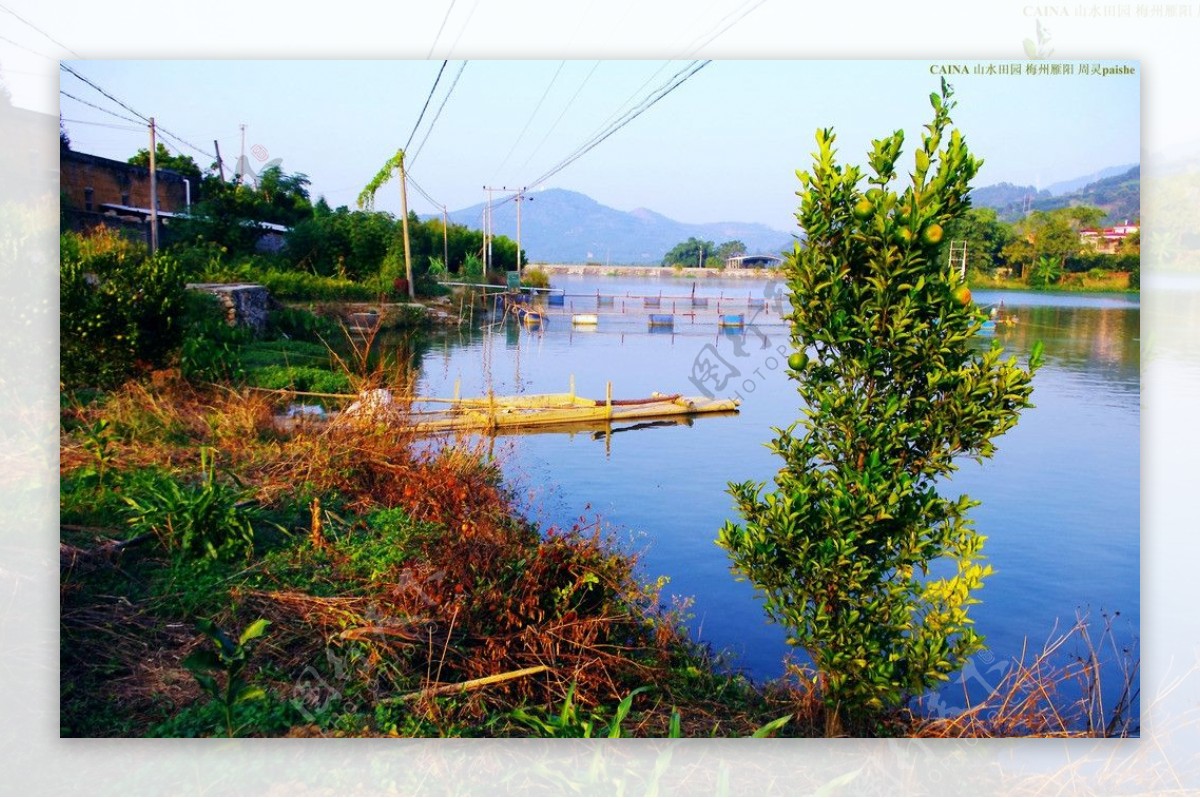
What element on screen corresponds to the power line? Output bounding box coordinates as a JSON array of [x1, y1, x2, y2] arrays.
[[492, 60, 566, 181], [445, 0, 479, 59], [0, 2, 80, 57], [426, 0, 457, 59], [409, 60, 468, 170], [59, 117, 143, 132], [526, 60, 711, 192], [0, 31, 55, 60], [679, 0, 769, 57], [59, 64, 217, 161], [519, 60, 601, 173], [60, 89, 143, 125], [404, 60, 448, 153], [60, 64, 149, 123]]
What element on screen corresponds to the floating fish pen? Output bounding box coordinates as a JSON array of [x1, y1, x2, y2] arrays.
[[718, 313, 745, 329], [648, 313, 674, 329], [643, 296, 662, 308]]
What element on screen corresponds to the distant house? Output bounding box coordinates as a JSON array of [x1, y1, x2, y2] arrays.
[[1080, 222, 1139, 254], [725, 254, 784, 269]]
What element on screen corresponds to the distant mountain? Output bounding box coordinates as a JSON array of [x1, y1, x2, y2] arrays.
[[434, 188, 794, 265], [971, 165, 1140, 224], [1043, 164, 1137, 196]]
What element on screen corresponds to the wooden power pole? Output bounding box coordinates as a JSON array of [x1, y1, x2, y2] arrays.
[[398, 152, 415, 299], [442, 204, 449, 270], [148, 118, 158, 253]]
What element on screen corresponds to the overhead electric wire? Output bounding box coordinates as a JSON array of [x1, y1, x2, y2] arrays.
[[426, 0, 457, 58], [519, 60, 601, 173], [0, 2, 80, 57], [679, 0, 769, 56], [404, 59, 448, 153], [60, 117, 143, 132], [444, 0, 479, 59], [0, 31, 55, 60], [59, 63, 217, 161], [60, 89, 143, 125], [491, 60, 567, 181], [524, 60, 711, 193], [408, 60, 468, 169]]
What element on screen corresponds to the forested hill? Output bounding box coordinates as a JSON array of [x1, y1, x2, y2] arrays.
[[971, 165, 1139, 224]]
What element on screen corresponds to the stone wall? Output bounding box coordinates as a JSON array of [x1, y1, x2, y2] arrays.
[[187, 283, 272, 335]]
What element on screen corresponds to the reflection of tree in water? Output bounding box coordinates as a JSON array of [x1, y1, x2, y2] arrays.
[[987, 305, 1140, 386]]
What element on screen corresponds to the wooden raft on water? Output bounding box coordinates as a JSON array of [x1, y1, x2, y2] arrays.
[[274, 380, 740, 434]]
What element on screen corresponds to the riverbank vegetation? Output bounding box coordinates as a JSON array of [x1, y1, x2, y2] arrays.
[[661, 202, 1139, 292]]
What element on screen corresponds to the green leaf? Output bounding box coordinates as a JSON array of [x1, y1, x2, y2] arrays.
[[751, 714, 793, 738], [238, 618, 271, 646]]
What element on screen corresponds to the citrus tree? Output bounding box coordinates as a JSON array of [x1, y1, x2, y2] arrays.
[[718, 82, 1041, 735]]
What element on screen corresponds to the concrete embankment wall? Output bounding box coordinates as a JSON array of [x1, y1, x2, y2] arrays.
[[535, 264, 783, 280]]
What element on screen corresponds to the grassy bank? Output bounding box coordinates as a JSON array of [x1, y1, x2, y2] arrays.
[[969, 270, 1137, 293], [60, 374, 813, 738]]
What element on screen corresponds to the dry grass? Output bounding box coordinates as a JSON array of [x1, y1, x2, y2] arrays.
[[912, 611, 1139, 738]]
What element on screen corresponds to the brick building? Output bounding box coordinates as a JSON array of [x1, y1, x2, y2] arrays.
[[61, 149, 193, 213], [61, 149, 196, 244]]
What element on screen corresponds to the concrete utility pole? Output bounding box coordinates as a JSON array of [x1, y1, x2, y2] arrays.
[[398, 152, 416, 299], [482, 186, 497, 271], [148, 117, 158, 254], [504, 186, 529, 277]]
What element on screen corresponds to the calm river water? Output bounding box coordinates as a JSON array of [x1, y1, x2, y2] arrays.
[[407, 275, 1140, 711]]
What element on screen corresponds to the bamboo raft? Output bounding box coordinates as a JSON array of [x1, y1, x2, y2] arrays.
[[272, 380, 740, 435], [406, 388, 740, 433]]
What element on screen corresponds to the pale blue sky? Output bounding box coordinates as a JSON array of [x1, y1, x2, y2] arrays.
[[56, 58, 1139, 232]]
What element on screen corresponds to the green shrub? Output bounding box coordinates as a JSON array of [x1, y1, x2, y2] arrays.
[[265, 306, 342, 344], [247, 365, 352, 395], [179, 292, 249, 383], [61, 227, 188, 389], [522, 267, 551, 289]]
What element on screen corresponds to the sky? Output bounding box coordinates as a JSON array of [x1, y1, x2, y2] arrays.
[[48, 58, 1139, 233]]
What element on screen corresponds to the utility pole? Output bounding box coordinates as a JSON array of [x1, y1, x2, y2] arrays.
[[442, 204, 449, 270], [213, 139, 226, 182], [148, 117, 159, 254], [238, 123, 246, 184], [398, 151, 415, 299], [482, 186, 497, 271], [503, 186, 529, 277]]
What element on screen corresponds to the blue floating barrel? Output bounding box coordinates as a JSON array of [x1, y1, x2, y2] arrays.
[[719, 313, 745, 329], [548, 293, 565, 306], [644, 296, 662, 308], [513, 293, 531, 304], [692, 297, 709, 308], [648, 313, 674, 328]]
